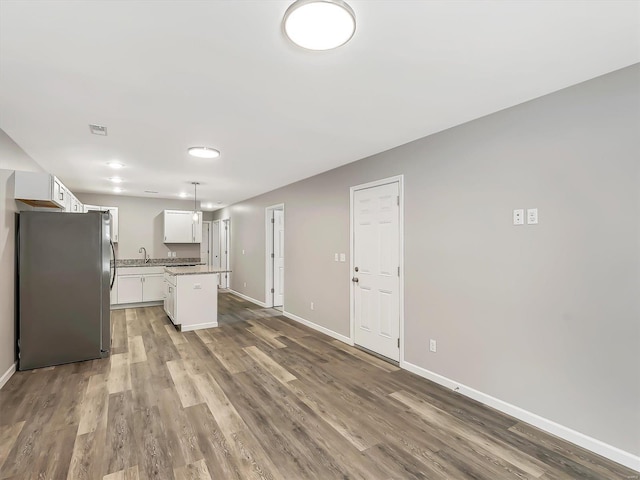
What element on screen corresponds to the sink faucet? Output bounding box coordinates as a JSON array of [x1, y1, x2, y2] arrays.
[[138, 247, 150, 263]]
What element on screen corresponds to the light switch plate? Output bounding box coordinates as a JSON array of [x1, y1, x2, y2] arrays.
[[513, 209, 525, 225], [167, 251, 172, 257], [172, 252, 176, 257], [527, 208, 538, 224], [334, 253, 339, 262]]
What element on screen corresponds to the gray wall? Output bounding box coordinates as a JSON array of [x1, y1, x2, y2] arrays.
[[76, 193, 201, 261], [0, 129, 44, 378], [213, 65, 640, 455]]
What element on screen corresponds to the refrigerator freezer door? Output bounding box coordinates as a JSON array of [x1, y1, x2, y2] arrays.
[[18, 211, 107, 370]]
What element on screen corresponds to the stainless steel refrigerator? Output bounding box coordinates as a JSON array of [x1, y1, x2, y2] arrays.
[[17, 210, 115, 370]]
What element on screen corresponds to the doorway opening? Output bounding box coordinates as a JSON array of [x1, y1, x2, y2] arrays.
[[350, 176, 404, 363], [265, 204, 284, 309]]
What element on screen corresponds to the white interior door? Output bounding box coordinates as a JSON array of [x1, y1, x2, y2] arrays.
[[201, 222, 211, 265], [220, 219, 230, 288], [353, 181, 400, 361], [273, 210, 284, 307], [212, 220, 221, 269]]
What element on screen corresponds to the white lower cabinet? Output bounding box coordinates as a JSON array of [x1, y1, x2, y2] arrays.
[[117, 275, 143, 304], [164, 274, 177, 321], [142, 274, 164, 302], [115, 267, 165, 305], [110, 276, 118, 305]]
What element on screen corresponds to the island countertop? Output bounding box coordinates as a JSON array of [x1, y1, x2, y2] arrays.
[[164, 265, 232, 276]]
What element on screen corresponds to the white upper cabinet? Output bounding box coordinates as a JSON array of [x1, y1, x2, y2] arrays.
[[14, 171, 65, 209], [85, 204, 119, 242], [70, 195, 83, 213], [14, 171, 84, 213], [164, 210, 201, 243]]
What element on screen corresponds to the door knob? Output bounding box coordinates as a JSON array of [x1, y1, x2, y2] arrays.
[[352, 277, 359, 283]]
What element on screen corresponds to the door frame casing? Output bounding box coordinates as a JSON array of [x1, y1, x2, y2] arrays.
[[265, 203, 285, 308], [202, 220, 212, 266], [349, 175, 405, 364], [219, 217, 230, 289]]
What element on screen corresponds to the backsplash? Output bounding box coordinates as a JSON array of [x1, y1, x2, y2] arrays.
[[115, 257, 203, 267]]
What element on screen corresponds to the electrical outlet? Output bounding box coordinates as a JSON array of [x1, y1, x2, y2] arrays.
[[310, 302, 314, 310], [167, 251, 172, 257], [513, 209, 524, 225], [429, 339, 437, 353], [172, 252, 176, 257], [243, 282, 247, 287], [339, 253, 346, 262], [527, 208, 538, 225]]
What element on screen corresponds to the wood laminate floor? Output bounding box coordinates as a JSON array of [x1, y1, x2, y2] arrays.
[[0, 293, 637, 480]]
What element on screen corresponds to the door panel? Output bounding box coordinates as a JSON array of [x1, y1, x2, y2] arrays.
[[353, 182, 400, 361], [212, 221, 221, 269], [273, 210, 284, 307], [201, 222, 210, 265], [142, 274, 165, 302]]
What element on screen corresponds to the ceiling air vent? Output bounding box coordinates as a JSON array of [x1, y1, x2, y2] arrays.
[[144, 190, 159, 194], [89, 124, 107, 136]]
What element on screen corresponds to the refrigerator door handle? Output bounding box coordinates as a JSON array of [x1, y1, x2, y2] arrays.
[[110, 240, 117, 290]]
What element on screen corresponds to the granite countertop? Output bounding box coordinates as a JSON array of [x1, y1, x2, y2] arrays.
[[117, 258, 204, 268], [164, 265, 232, 276]]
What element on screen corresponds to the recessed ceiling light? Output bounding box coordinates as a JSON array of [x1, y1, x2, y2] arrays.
[[109, 177, 123, 183], [113, 187, 123, 193], [188, 147, 220, 159], [178, 192, 188, 198], [283, 0, 356, 50], [107, 161, 124, 169]]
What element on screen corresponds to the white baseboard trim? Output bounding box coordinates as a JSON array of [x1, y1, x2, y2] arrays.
[[282, 310, 353, 346], [182, 322, 218, 332], [401, 360, 640, 472], [228, 290, 267, 308], [111, 301, 162, 310], [0, 362, 17, 390]]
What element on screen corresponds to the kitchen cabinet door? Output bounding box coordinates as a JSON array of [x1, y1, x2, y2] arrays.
[[165, 282, 176, 321], [85, 204, 119, 242], [193, 212, 202, 243], [117, 275, 143, 304], [164, 210, 194, 243], [142, 274, 164, 302], [107, 207, 119, 242], [110, 276, 118, 305]]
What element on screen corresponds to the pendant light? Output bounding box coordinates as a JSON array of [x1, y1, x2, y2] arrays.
[[283, 0, 356, 50], [192, 182, 199, 222]]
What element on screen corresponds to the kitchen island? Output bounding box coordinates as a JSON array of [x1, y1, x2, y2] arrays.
[[163, 265, 230, 331]]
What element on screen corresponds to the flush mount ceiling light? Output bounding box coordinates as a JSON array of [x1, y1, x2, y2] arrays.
[[107, 161, 124, 169], [283, 0, 356, 50], [188, 146, 220, 159], [109, 177, 123, 183], [113, 187, 123, 193], [178, 192, 188, 198]]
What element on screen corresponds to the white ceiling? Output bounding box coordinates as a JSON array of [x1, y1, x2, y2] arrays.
[[1, 0, 638, 210]]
